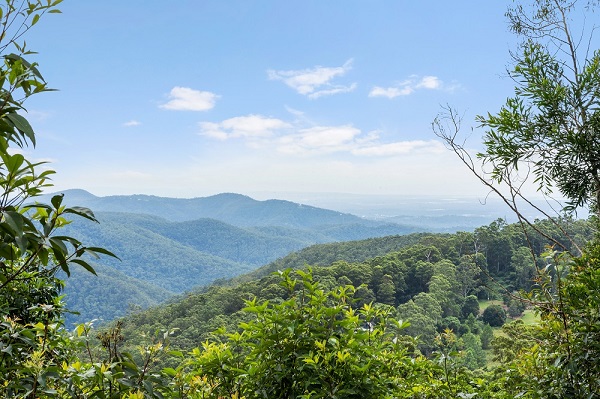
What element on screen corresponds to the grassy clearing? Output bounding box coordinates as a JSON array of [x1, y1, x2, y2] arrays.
[[518, 308, 539, 325], [478, 299, 503, 312]]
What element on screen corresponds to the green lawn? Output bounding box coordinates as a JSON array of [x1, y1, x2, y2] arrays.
[[478, 299, 503, 312], [518, 308, 539, 325]]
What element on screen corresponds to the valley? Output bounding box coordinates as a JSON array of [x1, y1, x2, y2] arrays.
[[56, 189, 569, 325]]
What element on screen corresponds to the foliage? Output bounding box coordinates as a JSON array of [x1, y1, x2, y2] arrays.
[[183, 269, 409, 398], [461, 295, 480, 319], [482, 304, 507, 327], [434, 2, 600, 398], [177, 269, 484, 399], [115, 217, 592, 360], [530, 239, 600, 397], [479, 0, 600, 213]]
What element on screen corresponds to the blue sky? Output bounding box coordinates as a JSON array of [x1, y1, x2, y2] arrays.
[[22, 1, 525, 199]]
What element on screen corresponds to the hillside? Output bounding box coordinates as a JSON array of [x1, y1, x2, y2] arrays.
[[62, 263, 173, 326], [53, 191, 422, 324], [117, 217, 592, 358], [216, 232, 430, 286]]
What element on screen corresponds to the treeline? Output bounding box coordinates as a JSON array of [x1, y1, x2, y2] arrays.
[[116, 217, 591, 359], [84, 214, 599, 397]]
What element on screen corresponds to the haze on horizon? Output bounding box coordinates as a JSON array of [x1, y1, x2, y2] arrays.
[[23, 2, 532, 200]]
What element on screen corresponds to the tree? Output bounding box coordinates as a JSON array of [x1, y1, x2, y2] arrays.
[[510, 245, 536, 290], [461, 332, 486, 370], [376, 273, 396, 305], [398, 293, 442, 353], [0, 2, 122, 397], [461, 295, 480, 319], [482, 304, 507, 327], [482, 0, 600, 215], [183, 269, 425, 399], [432, 2, 600, 393], [456, 255, 481, 297]]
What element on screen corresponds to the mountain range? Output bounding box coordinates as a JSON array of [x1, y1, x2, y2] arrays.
[[44, 190, 421, 324]]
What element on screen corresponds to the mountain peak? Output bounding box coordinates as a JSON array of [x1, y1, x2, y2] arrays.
[[44, 188, 98, 200]]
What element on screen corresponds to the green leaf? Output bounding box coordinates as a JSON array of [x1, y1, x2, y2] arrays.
[[50, 194, 64, 209], [85, 246, 120, 260], [63, 206, 97, 222], [5, 113, 35, 145], [2, 210, 24, 236], [69, 259, 97, 276], [2, 152, 24, 173], [38, 247, 49, 265], [15, 235, 28, 253], [58, 259, 70, 277]]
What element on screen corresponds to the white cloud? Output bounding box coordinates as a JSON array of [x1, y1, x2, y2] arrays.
[[308, 83, 357, 99], [199, 114, 291, 140], [352, 140, 446, 156], [268, 59, 356, 98], [368, 85, 413, 98], [200, 114, 448, 159], [278, 125, 361, 155], [284, 106, 305, 118], [369, 75, 447, 98], [416, 75, 442, 89], [123, 120, 141, 127], [160, 86, 219, 111]]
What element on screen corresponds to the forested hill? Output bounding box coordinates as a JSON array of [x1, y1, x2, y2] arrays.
[[215, 233, 430, 286], [57, 195, 420, 324], [42, 189, 392, 228], [116, 217, 593, 358]]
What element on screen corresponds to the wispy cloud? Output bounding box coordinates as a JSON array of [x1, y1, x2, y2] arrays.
[[160, 86, 219, 111], [369, 75, 446, 99], [278, 125, 361, 155], [369, 85, 414, 98], [352, 140, 446, 156], [200, 114, 446, 158], [199, 114, 291, 140], [268, 59, 356, 99], [123, 120, 141, 127]]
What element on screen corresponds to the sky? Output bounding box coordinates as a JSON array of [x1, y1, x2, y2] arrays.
[[19, 1, 530, 200]]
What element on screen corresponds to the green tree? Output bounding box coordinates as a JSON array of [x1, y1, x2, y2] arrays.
[[376, 273, 396, 305], [461, 295, 480, 319], [461, 332, 486, 370], [398, 293, 442, 353], [482, 304, 507, 327], [183, 269, 425, 399], [456, 255, 481, 297], [480, 323, 493, 350], [510, 246, 536, 290], [428, 274, 461, 317], [480, 1, 600, 214]]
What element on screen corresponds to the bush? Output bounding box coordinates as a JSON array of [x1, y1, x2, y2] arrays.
[[482, 304, 507, 327]]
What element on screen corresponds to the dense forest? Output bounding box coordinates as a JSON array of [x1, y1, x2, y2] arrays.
[[2, 0, 600, 398], [57, 202, 420, 324], [115, 217, 592, 358]]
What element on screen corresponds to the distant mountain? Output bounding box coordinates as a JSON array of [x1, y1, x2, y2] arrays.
[[48, 190, 422, 324], [41, 189, 378, 228]]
